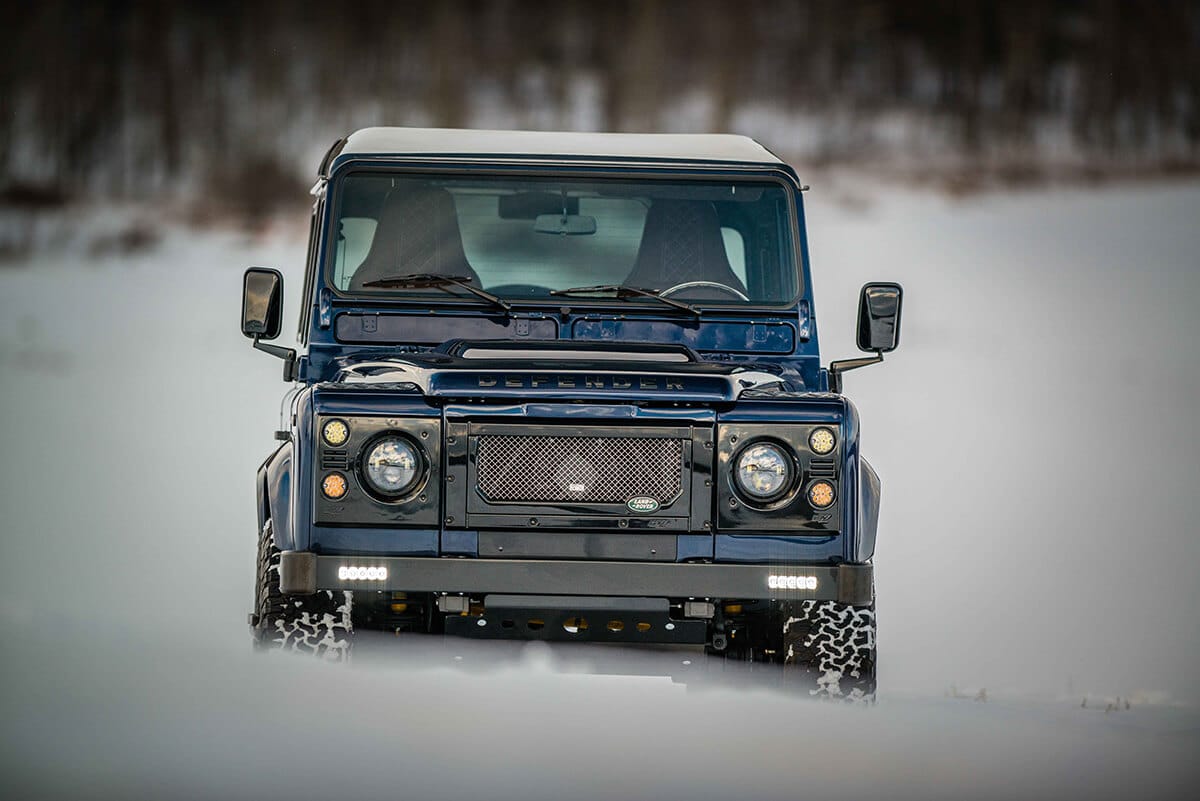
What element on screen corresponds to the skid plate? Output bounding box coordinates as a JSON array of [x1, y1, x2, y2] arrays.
[[443, 594, 707, 644]]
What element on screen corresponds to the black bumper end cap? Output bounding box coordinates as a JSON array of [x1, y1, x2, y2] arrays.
[[836, 563, 874, 607], [279, 551, 318, 595]]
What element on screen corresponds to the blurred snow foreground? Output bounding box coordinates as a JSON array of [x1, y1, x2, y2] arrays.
[[1, 179, 1199, 799]]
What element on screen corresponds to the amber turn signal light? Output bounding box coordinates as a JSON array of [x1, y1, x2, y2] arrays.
[[808, 480, 836, 509], [322, 472, 348, 500]]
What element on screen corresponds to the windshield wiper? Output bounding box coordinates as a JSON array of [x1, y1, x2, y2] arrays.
[[360, 273, 511, 311], [549, 284, 700, 317]]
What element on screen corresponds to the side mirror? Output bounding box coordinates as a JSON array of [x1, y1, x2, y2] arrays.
[[242, 267, 296, 381], [242, 267, 283, 340], [856, 282, 902, 352], [829, 281, 904, 394]]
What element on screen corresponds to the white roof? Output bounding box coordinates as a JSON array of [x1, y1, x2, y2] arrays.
[[337, 127, 785, 166]]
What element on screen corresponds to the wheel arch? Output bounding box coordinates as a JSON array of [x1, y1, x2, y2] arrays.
[[257, 442, 295, 551], [855, 457, 881, 562]]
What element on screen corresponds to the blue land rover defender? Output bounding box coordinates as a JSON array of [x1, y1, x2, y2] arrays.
[[242, 128, 902, 699]]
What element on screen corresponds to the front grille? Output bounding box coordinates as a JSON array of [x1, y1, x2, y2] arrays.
[[476, 434, 684, 504]]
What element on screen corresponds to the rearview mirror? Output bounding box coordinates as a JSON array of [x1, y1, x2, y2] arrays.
[[242, 267, 283, 340], [534, 213, 597, 236], [856, 282, 902, 353], [500, 192, 579, 219]]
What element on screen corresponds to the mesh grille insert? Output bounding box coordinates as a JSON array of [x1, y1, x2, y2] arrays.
[[476, 434, 684, 504]]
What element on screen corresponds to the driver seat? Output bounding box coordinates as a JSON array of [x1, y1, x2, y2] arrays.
[[623, 199, 746, 295], [349, 186, 480, 291]]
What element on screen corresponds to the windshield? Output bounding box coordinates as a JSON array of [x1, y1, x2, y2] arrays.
[[329, 172, 799, 306]]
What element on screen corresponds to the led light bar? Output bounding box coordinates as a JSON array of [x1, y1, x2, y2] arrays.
[[767, 574, 818, 591], [337, 566, 389, 581]]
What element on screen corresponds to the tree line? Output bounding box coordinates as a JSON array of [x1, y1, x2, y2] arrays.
[[3, 0, 1197, 207]]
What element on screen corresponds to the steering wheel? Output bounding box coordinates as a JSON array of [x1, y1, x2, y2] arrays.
[[659, 281, 749, 301]]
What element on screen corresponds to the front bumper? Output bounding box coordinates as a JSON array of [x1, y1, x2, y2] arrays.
[[279, 552, 873, 606]]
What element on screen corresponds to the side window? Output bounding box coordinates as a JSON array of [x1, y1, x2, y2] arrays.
[[333, 218, 378, 290], [721, 226, 747, 287]]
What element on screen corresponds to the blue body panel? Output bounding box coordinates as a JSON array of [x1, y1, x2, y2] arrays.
[[714, 533, 841, 563], [313, 527, 440, 557]]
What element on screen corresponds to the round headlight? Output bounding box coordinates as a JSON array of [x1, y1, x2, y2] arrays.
[[735, 442, 792, 500], [809, 427, 836, 455], [363, 437, 421, 497]]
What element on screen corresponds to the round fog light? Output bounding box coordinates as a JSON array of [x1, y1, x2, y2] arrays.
[[322, 419, 349, 446], [808, 480, 836, 509], [322, 472, 348, 500], [809, 427, 836, 455]]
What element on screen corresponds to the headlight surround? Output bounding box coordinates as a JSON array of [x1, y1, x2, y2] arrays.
[[361, 435, 423, 498], [734, 441, 793, 501]]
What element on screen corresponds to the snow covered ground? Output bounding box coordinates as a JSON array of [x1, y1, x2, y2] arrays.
[[1, 180, 1198, 799]]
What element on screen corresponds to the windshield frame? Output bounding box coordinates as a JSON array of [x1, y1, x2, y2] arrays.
[[321, 161, 806, 313]]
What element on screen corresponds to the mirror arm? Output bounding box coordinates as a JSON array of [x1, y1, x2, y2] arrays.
[[253, 337, 298, 382], [828, 351, 883, 394]]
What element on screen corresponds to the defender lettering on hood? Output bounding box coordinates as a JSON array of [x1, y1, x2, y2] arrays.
[[478, 374, 686, 391], [332, 355, 789, 401]]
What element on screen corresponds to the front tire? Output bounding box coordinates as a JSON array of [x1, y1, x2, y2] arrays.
[[250, 519, 353, 660], [716, 598, 877, 700], [782, 600, 877, 700]]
